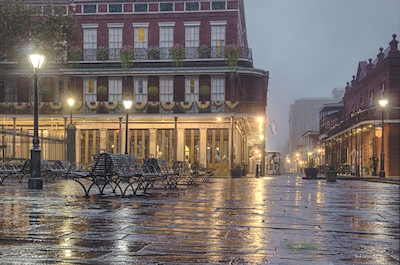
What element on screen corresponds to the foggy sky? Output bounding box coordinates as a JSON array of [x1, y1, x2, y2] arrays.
[[244, 0, 400, 152]]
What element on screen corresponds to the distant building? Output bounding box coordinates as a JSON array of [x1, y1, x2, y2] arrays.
[[288, 88, 345, 156], [297, 130, 319, 171], [322, 34, 400, 177]]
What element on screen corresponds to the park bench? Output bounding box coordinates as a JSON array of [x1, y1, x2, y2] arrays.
[[144, 158, 182, 189], [0, 159, 65, 184], [191, 162, 214, 182], [0, 160, 31, 184], [63, 153, 157, 198], [172, 161, 199, 185]]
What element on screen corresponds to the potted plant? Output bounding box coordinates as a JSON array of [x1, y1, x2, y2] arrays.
[[169, 43, 185, 68], [198, 44, 211, 58], [148, 86, 159, 101], [147, 46, 160, 60], [42, 86, 52, 95], [230, 162, 244, 178], [304, 158, 318, 179], [148, 86, 159, 96], [199, 85, 210, 96], [326, 165, 337, 182], [97, 85, 107, 95], [120, 45, 134, 74], [96, 46, 109, 61], [68, 45, 82, 68], [223, 44, 239, 79]]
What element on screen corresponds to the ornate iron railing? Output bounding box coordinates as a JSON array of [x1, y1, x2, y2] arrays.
[[0, 101, 265, 115], [327, 107, 400, 137], [78, 46, 252, 62]]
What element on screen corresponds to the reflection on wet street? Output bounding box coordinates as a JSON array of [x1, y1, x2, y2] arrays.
[[0, 174, 399, 264]]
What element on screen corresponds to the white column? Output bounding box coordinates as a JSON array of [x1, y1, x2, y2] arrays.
[[199, 128, 207, 165], [177, 128, 185, 161], [149, 129, 157, 158], [100, 129, 107, 151], [75, 129, 80, 163]]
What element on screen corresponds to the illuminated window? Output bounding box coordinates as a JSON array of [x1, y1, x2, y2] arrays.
[[185, 77, 199, 101], [133, 24, 149, 49], [84, 78, 97, 102]]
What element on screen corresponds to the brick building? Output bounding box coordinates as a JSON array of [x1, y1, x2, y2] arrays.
[[322, 34, 400, 177], [0, 0, 269, 174]]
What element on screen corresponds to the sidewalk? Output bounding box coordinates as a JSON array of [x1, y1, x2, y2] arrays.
[[0, 174, 399, 264], [214, 172, 400, 185]]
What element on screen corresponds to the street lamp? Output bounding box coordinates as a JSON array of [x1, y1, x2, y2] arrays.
[[379, 98, 388, 178], [123, 99, 132, 154], [28, 47, 46, 189], [67, 97, 74, 124], [66, 96, 76, 164]]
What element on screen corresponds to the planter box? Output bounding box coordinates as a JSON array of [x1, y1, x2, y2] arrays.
[[230, 169, 243, 178], [304, 167, 318, 179], [326, 171, 337, 182]]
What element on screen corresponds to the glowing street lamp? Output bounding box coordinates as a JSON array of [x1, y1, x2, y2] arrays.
[[27, 47, 46, 189], [123, 99, 133, 154], [379, 98, 388, 178], [67, 97, 75, 124]]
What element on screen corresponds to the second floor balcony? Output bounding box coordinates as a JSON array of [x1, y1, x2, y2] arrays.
[[75, 46, 252, 62], [327, 107, 400, 138], [0, 100, 265, 116]]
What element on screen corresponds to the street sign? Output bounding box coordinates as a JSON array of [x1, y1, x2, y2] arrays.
[[0, 145, 7, 149]]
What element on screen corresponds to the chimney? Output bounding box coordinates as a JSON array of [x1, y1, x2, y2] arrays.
[[388, 34, 399, 56]]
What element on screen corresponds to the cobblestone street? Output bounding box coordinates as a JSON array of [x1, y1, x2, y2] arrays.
[[0, 174, 399, 264]]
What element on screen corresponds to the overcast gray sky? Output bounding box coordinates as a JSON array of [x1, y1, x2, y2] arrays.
[[244, 0, 400, 151]]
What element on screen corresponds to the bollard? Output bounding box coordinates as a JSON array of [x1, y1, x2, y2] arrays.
[[255, 164, 259, 178]]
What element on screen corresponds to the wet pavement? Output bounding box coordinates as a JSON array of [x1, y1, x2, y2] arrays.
[[0, 173, 399, 265]]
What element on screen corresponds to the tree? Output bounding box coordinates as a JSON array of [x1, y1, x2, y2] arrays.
[[0, 0, 76, 62]]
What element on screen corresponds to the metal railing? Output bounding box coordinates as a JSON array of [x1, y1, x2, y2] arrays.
[[78, 46, 252, 62], [0, 101, 265, 115], [0, 129, 66, 161], [327, 107, 400, 137]]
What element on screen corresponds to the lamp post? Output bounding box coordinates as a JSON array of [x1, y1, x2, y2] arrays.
[[67, 98, 74, 124], [28, 47, 46, 189], [123, 100, 132, 154], [379, 98, 388, 178], [66, 97, 76, 163]]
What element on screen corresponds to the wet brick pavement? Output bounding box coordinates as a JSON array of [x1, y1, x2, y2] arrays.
[[0, 173, 399, 264]]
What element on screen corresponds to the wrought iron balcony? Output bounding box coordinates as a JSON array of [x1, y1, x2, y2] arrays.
[[77, 46, 252, 62], [0, 101, 265, 115], [326, 107, 400, 137]]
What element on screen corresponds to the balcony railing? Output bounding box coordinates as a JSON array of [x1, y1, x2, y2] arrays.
[[327, 107, 400, 137], [0, 101, 264, 115], [77, 46, 252, 62]]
